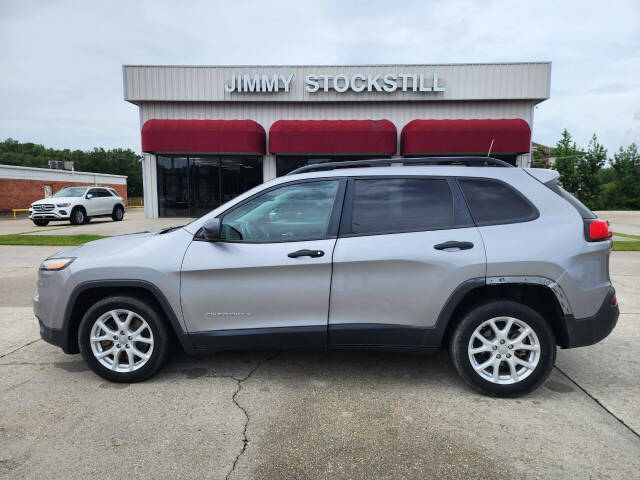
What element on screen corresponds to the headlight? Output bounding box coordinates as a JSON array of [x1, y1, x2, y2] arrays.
[[40, 257, 75, 271], [56, 202, 71, 207]]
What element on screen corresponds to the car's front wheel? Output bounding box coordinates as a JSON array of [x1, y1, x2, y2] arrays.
[[449, 300, 556, 397], [70, 207, 86, 225], [78, 295, 170, 382], [32, 219, 49, 226]]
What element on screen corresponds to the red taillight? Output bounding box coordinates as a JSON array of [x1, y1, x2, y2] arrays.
[[587, 219, 612, 241], [611, 294, 617, 306]]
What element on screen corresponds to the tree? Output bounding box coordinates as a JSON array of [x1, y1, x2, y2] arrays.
[[578, 134, 607, 208], [604, 143, 640, 210], [531, 144, 550, 168], [0, 138, 143, 197], [551, 129, 582, 195]]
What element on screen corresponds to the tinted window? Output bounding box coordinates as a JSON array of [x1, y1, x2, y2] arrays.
[[459, 179, 536, 225], [351, 178, 454, 235], [96, 188, 112, 197], [87, 189, 99, 198], [221, 180, 339, 242]]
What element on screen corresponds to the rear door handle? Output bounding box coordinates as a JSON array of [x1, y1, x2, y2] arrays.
[[434, 241, 474, 251], [288, 249, 325, 258]]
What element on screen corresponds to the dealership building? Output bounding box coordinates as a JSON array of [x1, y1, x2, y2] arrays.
[[122, 62, 551, 218]]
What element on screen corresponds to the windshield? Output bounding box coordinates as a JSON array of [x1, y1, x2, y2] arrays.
[[52, 187, 87, 198]]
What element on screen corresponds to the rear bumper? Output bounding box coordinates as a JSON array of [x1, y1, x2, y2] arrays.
[[558, 287, 619, 348]]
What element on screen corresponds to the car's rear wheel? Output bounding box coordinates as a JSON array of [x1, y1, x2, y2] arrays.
[[70, 207, 85, 225], [32, 219, 49, 226], [449, 300, 555, 397], [112, 205, 124, 221], [78, 296, 170, 382]]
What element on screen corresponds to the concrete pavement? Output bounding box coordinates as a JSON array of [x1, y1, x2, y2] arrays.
[[0, 209, 190, 236], [1, 213, 640, 479], [595, 210, 640, 236]]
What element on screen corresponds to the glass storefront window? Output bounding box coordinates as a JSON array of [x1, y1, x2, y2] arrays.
[[275, 155, 390, 177], [157, 156, 189, 217], [157, 155, 263, 217]]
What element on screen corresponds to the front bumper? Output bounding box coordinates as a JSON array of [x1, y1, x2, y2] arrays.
[[33, 266, 76, 354], [37, 314, 66, 350], [558, 287, 619, 348], [29, 209, 69, 220]]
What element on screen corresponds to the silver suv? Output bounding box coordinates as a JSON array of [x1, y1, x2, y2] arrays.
[[33, 158, 618, 396]]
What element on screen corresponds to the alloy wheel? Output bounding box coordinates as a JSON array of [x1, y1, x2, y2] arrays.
[[467, 316, 541, 385], [89, 309, 154, 372]]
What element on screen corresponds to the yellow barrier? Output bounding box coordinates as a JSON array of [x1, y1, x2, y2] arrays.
[[12, 208, 28, 219]]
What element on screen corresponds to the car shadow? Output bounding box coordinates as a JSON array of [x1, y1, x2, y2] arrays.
[[161, 347, 461, 389]]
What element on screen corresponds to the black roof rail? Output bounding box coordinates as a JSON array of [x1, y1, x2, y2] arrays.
[[286, 156, 515, 175]]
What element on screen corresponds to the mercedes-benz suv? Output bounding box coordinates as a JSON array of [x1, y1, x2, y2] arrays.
[[33, 158, 618, 396], [29, 185, 126, 226]]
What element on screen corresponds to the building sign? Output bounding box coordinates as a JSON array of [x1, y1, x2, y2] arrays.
[[224, 72, 445, 94]]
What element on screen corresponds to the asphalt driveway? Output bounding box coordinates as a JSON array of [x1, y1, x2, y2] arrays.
[[1, 217, 639, 478]]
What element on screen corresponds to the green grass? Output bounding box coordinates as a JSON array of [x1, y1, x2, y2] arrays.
[[613, 240, 640, 251], [613, 232, 640, 240], [612, 232, 640, 250], [0, 233, 107, 246]]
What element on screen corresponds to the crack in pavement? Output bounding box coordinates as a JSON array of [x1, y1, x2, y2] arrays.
[[554, 365, 640, 440], [225, 350, 281, 480], [0, 338, 41, 359]]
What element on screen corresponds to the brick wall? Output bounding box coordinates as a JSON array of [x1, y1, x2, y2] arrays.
[[0, 179, 127, 212]]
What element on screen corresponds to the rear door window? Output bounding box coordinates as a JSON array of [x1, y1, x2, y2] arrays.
[[458, 179, 538, 225], [350, 178, 455, 235]]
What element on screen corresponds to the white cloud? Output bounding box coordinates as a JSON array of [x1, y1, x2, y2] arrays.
[[0, 0, 638, 153]]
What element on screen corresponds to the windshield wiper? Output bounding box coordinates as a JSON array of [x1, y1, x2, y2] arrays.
[[159, 225, 184, 234]]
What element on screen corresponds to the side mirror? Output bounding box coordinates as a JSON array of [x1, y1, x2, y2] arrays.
[[202, 218, 222, 242], [86, 194, 94, 199]]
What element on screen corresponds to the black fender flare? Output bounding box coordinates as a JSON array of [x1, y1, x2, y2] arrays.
[[62, 279, 192, 354], [420, 277, 485, 347]]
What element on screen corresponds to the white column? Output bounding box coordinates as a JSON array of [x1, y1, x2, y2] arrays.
[[142, 154, 158, 218], [516, 154, 531, 168], [263, 155, 276, 182]]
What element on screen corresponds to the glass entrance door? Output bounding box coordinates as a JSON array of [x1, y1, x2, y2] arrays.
[[157, 156, 189, 217], [189, 157, 221, 217]]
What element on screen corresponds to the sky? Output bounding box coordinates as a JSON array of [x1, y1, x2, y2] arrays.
[[1, 0, 638, 156]]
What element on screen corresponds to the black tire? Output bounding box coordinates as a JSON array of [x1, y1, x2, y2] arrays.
[[70, 207, 85, 225], [83, 217, 91, 224], [449, 300, 556, 397], [112, 205, 124, 221], [32, 219, 49, 226], [78, 295, 170, 382]]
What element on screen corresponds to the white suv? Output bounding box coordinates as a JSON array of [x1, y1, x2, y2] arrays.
[[29, 186, 126, 226]]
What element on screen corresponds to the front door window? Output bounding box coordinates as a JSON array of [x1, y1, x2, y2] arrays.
[[221, 180, 339, 242]]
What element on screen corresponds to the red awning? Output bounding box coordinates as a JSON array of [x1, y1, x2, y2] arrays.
[[141, 119, 266, 154], [401, 119, 531, 155], [269, 120, 397, 155]]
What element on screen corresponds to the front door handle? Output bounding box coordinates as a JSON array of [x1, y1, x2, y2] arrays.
[[288, 249, 325, 258], [434, 241, 474, 251]]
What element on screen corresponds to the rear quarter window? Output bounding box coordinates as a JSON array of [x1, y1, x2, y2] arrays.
[[458, 178, 538, 226], [543, 179, 596, 219]]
